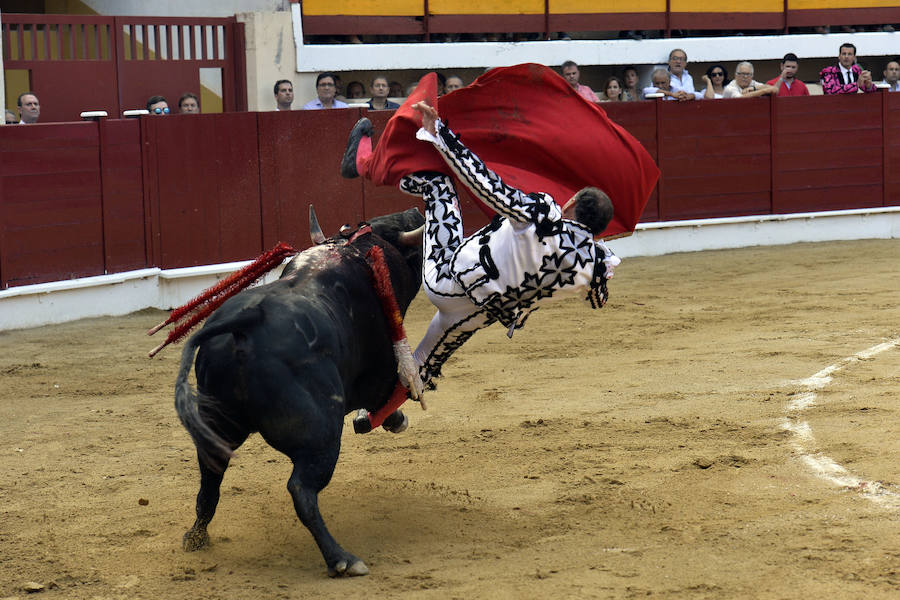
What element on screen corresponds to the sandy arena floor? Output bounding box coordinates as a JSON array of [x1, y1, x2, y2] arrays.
[[1, 239, 898, 599]]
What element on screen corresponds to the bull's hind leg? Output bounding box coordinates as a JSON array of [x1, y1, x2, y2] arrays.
[[183, 434, 248, 552], [287, 455, 369, 577]]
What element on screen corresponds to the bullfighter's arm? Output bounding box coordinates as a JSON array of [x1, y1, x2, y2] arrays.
[[412, 101, 560, 229]]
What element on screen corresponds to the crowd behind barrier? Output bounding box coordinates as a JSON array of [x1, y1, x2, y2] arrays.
[[2, 94, 899, 290]]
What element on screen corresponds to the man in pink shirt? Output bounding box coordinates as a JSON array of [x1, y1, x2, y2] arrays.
[[766, 53, 810, 97], [562, 61, 599, 103]]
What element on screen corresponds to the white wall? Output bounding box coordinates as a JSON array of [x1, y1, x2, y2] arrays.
[[237, 11, 297, 111], [3, 208, 899, 332], [80, 0, 290, 17]]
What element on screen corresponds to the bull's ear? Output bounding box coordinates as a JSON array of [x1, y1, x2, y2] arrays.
[[309, 204, 326, 244]]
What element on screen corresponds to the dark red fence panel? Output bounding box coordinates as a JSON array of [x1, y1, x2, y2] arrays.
[[772, 93, 883, 214], [4, 96, 900, 290], [659, 98, 772, 220], [144, 112, 263, 269], [258, 109, 367, 251], [0, 122, 104, 287], [603, 102, 660, 222], [99, 118, 146, 272], [885, 93, 900, 208]]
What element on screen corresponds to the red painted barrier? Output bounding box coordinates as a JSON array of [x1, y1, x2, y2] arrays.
[[2, 95, 900, 290]]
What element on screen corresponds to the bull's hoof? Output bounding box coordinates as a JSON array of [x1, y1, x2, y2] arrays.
[[182, 528, 210, 552], [382, 410, 408, 433], [353, 408, 373, 434], [328, 559, 369, 578]]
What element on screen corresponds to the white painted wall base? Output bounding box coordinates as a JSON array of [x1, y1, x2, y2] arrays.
[[2, 207, 898, 331]]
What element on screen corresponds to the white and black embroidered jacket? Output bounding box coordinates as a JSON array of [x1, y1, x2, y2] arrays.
[[418, 120, 621, 328]]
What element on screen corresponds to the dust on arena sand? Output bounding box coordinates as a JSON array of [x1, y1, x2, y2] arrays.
[[1, 239, 898, 599]]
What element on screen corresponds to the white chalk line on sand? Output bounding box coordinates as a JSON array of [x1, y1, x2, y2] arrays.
[[781, 338, 900, 510]]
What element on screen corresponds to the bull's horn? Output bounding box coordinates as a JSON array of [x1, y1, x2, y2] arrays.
[[308, 204, 326, 244], [397, 224, 424, 247]]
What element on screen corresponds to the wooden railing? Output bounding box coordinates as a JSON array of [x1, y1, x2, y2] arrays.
[[1, 94, 899, 289]]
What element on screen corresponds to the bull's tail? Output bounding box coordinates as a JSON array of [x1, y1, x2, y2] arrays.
[[174, 314, 257, 473]]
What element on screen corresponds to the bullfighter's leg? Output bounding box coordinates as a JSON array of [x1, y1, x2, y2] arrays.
[[400, 172, 497, 384], [183, 432, 249, 552]]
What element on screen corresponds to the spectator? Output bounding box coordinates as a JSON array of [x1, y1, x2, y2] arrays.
[[302, 73, 349, 110], [820, 43, 876, 95], [701, 64, 729, 99], [178, 92, 200, 114], [146, 95, 169, 115], [561, 60, 599, 102], [600, 77, 625, 102], [445, 75, 464, 93], [643, 69, 678, 100], [621, 66, 640, 101], [880, 60, 900, 92], [667, 49, 702, 100], [274, 80, 294, 111], [723, 62, 776, 98], [367, 76, 401, 110], [346, 81, 366, 100], [17, 92, 41, 123], [766, 53, 810, 97], [389, 81, 405, 98], [332, 74, 346, 101], [4, 109, 18, 124]]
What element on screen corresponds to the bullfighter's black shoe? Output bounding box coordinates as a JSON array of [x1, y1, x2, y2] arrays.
[[340, 117, 373, 179]]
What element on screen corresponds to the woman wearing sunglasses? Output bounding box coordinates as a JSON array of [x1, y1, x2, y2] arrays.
[[701, 65, 729, 99]]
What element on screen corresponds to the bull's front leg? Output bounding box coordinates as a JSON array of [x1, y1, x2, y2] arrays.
[[287, 457, 369, 577]]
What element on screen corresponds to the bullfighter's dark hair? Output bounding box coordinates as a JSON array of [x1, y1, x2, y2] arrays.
[[840, 42, 857, 54], [573, 187, 613, 235]]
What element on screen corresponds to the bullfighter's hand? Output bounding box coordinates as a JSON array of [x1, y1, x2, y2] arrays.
[[413, 101, 439, 136]]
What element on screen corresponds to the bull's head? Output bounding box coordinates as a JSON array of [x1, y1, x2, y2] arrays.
[[305, 204, 425, 298]]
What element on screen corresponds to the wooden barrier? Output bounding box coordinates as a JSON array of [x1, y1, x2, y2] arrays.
[[297, 0, 900, 40], [2, 95, 900, 289], [1, 14, 247, 122]]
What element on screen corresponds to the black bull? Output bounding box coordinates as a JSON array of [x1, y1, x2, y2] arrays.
[[174, 208, 425, 577]]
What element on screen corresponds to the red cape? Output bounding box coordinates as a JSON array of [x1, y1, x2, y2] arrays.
[[364, 63, 659, 238]]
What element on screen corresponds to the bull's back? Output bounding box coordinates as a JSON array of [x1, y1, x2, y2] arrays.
[[193, 269, 396, 417]]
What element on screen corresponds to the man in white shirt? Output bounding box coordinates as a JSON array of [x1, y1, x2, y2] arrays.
[[667, 49, 703, 101], [881, 60, 900, 92], [723, 62, 777, 99], [302, 73, 349, 110]]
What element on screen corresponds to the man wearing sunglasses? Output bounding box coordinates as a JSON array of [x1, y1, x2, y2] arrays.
[[146, 95, 170, 115], [766, 53, 810, 97]]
